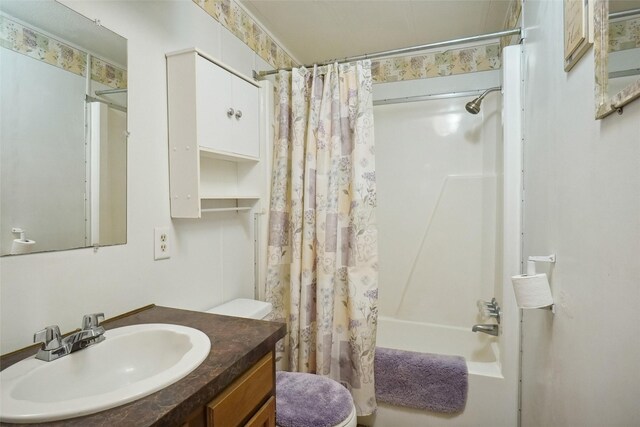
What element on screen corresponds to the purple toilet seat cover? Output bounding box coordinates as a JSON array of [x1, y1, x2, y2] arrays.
[[275, 371, 353, 427]]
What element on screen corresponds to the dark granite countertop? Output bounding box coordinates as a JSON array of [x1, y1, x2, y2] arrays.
[[0, 305, 286, 426]]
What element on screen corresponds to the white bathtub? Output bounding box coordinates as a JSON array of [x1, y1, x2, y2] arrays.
[[359, 316, 508, 427]]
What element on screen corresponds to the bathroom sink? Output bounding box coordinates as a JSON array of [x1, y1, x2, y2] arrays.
[[0, 323, 211, 423]]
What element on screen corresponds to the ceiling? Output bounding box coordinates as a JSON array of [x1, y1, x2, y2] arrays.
[[239, 0, 513, 65]]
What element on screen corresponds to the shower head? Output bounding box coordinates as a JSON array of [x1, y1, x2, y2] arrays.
[[465, 98, 482, 114], [465, 87, 501, 114]]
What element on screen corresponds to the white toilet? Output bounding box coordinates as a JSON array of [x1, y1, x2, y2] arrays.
[[206, 298, 358, 427]]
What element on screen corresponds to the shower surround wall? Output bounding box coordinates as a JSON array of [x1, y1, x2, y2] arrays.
[[375, 90, 502, 329], [369, 50, 521, 425], [374, 69, 503, 327]]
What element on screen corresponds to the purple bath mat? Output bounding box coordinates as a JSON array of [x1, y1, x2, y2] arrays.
[[375, 347, 468, 414]]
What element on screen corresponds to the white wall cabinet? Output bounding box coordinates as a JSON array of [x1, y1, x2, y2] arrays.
[[166, 48, 262, 218], [194, 54, 259, 159]]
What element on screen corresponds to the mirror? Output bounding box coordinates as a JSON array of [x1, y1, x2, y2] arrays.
[[0, 0, 127, 255], [594, 0, 640, 118]]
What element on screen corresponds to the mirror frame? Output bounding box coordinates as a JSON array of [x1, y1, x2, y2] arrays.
[[594, 0, 640, 119]]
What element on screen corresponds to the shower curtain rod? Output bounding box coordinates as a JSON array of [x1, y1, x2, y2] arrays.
[[253, 28, 521, 79], [95, 88, 127, 96], [86, 95, 127, 113]]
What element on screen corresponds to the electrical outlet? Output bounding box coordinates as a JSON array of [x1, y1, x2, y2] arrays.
[[154, 227, 170, 260]]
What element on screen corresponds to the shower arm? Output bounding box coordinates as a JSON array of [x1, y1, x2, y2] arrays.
[[475, 87, 502, 102]]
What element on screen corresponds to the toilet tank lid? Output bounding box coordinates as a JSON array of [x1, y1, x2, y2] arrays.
[[205, 298, 272, 319]]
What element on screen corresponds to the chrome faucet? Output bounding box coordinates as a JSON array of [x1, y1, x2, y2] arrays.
[[477, 298, 501, 324], [34, 313, 106, 361], [33, 325, 66, 361], [472, 324, 499, 336]]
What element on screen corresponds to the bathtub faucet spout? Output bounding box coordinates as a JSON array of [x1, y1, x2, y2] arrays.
[[472, 324, 499, 336]]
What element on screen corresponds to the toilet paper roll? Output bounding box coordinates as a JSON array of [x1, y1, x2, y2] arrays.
[[511, 273, 553, 309], [11, 239, 36, 255]]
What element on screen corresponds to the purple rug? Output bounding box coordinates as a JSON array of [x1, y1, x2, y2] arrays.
[[375, 347, 468, 414]]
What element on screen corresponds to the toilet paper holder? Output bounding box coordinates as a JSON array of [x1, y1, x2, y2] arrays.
[[12, 227, 27, 241], [525, 254, 556, 312], [527, 254, 556, 276]]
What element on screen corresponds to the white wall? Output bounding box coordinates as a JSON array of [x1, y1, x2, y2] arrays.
[[521, 1, 640, 426], [0, 0, 273, 353]]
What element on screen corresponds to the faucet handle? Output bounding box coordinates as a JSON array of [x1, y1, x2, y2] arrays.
[[82, 313, 105, 330], [477, 299, 501, 324], [34, 325, 62, 350]]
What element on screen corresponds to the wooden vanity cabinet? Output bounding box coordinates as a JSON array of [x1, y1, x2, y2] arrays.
[[182, 352, 276, 427]]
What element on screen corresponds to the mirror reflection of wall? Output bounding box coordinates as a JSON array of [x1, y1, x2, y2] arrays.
[[0, 0, 127, 256], [607, 1, 640, 97]]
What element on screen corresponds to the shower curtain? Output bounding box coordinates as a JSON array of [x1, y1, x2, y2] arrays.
[[266, 60, 378, 416]]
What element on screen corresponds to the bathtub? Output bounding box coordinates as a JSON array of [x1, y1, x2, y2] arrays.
[[359, 316, 507, 427]]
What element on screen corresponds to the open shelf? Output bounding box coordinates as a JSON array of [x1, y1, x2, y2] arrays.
[[201, 207, 253, 213], [199, 195, 261, 200], [199, 147, 259, 163], [199, 197, 258, 213]]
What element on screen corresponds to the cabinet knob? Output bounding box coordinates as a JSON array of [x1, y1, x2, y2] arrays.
[[227, 108, 235, 118], [235, 110, 242, 120]]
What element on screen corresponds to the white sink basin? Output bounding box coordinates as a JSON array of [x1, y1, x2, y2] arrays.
[[0, 323, 211, 423]]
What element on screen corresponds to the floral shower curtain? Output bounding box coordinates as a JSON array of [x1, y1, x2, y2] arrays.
[[265, 60, 378, 416]]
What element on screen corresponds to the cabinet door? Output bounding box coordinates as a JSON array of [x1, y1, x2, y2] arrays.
[[244, 397, 275, 427], [231, 76, 260, 159], [196, 56, 233, 153], [207, 353, 273, 427]]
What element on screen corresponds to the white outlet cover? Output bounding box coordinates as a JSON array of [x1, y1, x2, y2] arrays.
[[154, 227, 170, 260]]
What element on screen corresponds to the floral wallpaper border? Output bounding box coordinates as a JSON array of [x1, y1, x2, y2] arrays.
[[0, 15, 127, 89], [369, 0, 520, 84], [191, 0, 517, 85], [371, 44, 501, 83], [91, 57, 127, 89], [0, 15, 86, 76], [192, 0, 295, 70], [501, 0, 523, 49]]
